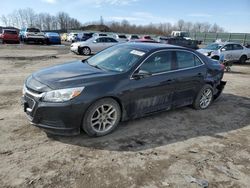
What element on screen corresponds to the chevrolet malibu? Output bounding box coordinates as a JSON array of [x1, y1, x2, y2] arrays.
[[22, 43, 226, 136]]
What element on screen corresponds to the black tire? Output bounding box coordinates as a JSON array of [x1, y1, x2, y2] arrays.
[[79, 47, 91, 56], [193, 84, 214, 110], [211, 56, 219, 60], [239, 55, 247, 64], [82, 98, 121, 137]]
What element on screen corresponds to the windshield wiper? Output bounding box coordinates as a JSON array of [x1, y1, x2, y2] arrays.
[[83, 60, 104, 70]]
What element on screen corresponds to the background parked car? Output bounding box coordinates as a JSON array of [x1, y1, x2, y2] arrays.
[[93, 33, 108, 38], [113, 34, 128, 42], [197, 42, 250, 63], [70, 36, 118, 55], [164, 36, 199, 49], [0, 29, 20, 44], [75, 32, 94, 42], [45, 32, 61, 45], [67, 33, 78, 42], [61, 33, 68, 41], [19, 27, 45, 44], [141, 35, 154, 40], [128, 34, 140, 40]]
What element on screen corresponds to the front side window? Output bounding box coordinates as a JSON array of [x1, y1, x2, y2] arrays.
[[176, 51, 202, 69], [96, 38, 105, 43], [139, 51, 172, 74], [222, 44, 233, 51]]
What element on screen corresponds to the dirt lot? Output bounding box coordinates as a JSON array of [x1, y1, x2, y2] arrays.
[[0, 44, 249, 188]]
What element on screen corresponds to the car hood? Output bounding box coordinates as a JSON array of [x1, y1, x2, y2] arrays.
[[31, 60, 115, 90], [197, 48, 215, 55]]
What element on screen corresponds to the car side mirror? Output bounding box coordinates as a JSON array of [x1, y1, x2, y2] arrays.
[[133, 70, 151, 80], [221, 48, 226, 52], [93, 40, 97, 43]]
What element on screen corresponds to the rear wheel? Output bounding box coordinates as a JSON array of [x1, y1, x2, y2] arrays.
[[82, 98, 121, 137], [193, 84, 213, 110], [239, 55, 247, 64]]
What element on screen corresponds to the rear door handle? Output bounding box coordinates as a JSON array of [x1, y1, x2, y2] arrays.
[[165, 79, 175, 84]]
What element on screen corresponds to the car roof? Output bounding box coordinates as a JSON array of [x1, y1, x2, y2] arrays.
[[118, 42, 186, 52], [214, 41, 241, 45]]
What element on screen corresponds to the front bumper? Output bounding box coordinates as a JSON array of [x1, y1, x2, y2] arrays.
[[25, 37, 45, 42], [214, 80, 227, 100], [70, 46, 79, 54], [21, 91, 89, 136]]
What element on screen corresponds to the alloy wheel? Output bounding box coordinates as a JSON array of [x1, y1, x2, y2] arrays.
[[90, 104, 117, 133], [199, 88, 213, 109]]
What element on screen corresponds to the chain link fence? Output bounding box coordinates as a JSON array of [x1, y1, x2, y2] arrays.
[[189, 32, 250, 45]]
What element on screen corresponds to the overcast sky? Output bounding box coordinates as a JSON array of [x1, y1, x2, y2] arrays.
[[1, 0, 250, 33]]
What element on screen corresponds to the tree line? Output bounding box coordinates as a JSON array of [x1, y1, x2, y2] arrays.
[[1, 8, 225, 34], [1, 8, 81, 30], [105, 19, 225, 35]]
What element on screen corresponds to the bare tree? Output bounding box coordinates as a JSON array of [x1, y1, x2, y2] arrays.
[[1, 15, 9, 26], [177, 19, 185, 31], [210, 23, 219, 33], [202, 22, 211, 32], [184, 22, 193, 32]]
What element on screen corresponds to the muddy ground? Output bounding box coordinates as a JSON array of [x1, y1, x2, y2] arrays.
[[0, 44, 249, 188]]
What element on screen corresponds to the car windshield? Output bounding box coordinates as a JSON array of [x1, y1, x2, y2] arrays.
[[86, 45, 146, 72], [118, 35, 127, 39], [205, 43, 222, 50], [131, 35, 139, 39]]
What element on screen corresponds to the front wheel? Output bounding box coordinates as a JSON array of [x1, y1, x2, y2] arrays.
[[82, 98, 121, 137], [79, 47, 91, 56], [193, 84, 213, 110]]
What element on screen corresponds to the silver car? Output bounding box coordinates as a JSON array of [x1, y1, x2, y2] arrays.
[[71, 36, 118, 55], [197, 42, 250, 63]]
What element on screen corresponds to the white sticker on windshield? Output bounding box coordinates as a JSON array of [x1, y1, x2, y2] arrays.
[[130, 50, 145, 56]]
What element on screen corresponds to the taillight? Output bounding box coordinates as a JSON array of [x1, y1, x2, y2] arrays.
[[220, 64, 225, 70]]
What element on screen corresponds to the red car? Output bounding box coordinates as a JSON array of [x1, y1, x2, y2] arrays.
[[0, 29, 20, 44], [129, 39, 159, 43], [141, 35, 154, 40]]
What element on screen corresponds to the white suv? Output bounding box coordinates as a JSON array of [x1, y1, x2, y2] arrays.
[[19, 27, 45, 44]]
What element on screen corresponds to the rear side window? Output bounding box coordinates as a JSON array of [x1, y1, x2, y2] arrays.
[[118, 35, 127, 39], [106, 37, 117, 42], [176, 51, 203, 69], [233, 44, 243, 50], [140, 51, 172, 74]]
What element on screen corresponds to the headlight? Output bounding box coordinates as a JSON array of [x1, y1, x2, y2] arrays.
[[43, 87, 84, 102]]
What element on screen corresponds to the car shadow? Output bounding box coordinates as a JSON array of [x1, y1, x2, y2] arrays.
[[225, 71, 248, 75], [50, 93, 250, 152]]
